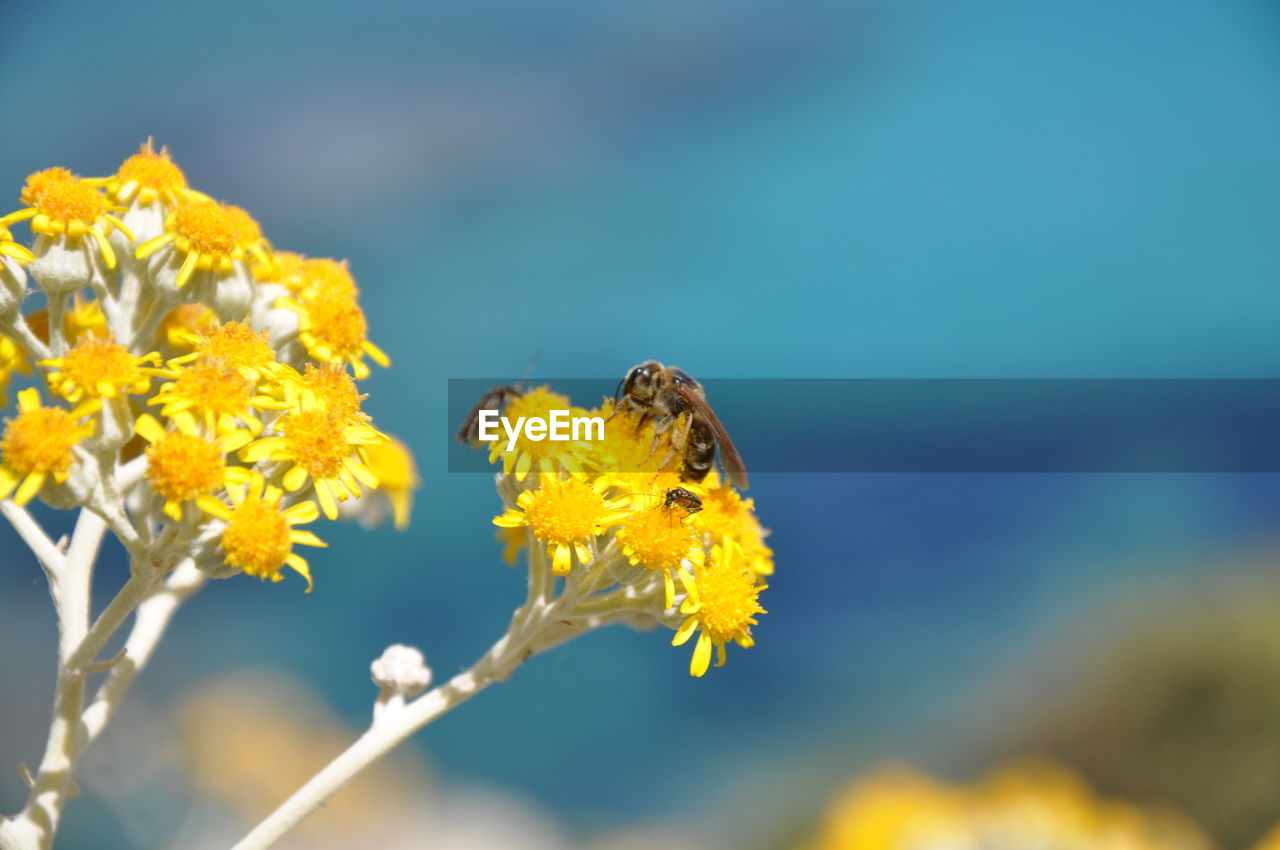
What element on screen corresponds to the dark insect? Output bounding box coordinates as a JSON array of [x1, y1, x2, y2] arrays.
[[613, 361, 748, 489], [456, 385, 521, 445], [662, 486, 703, 515]]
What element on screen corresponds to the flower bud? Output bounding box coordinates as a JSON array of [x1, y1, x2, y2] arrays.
[[29, 236, 94, 295], [371, 644, 432, 698]]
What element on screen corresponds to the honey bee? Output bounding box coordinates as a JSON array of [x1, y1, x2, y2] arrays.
[[614, 361, 748, 489], [456, 385, 520, 445]]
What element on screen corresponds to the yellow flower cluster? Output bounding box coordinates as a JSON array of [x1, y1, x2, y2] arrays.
[[0, 142, 420, 589], [801, 762, 1211, 850], [485, 386, 772, 677]]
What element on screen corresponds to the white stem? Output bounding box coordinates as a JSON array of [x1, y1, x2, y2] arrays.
[[0, 509, 107, 849], [79, 560, 204, 749], [0, 503, 66, 580]]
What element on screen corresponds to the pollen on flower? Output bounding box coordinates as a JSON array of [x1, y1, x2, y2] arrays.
[[136, 200, 268, 287], [153, 359, 258, 432], [109, 141, 190, 206], [280, 410, 351, 479], [616, 503, 701, 573], [31, 179, 107, 230], [296, 363, 367, 421], [42, 334, 155, 401], [2, 407, 83, 478], [285, 293, 388, 379], [221, 498, 294, 581], [494, 476, 627, 574], [673, 543, 766, 677], [146, 431, 225, 503], [190, 322, 277, 378], [19, 168, 76, 207], [484, 387, 589, 479]]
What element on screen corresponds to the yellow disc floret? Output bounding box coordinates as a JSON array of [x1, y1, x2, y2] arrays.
[[174, 321, 279, 382], [615, 501, 704, 607], [107, 141, 194, 207], [2, 173, 132, 269], [151, 358, 277, 435], [240, 402, 383, 520], [672, 543, 766, 677], [135, 200, 269, 287], [198, 472, 325, 590], [0, 389, 97, 505], [493, 475, 628, 574], [19, 168, 76, 207], [41, 334, 157, 402], [281, 293, 388, 380]]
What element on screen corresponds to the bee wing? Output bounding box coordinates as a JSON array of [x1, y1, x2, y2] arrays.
[[674, 384, 749, 490]]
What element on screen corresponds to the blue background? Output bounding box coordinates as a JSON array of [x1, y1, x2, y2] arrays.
[[2, 0, 1280, 846]]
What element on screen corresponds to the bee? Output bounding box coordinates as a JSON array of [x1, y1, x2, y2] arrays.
[[456, 385, 520, 445], [614, 361, 748, 489]]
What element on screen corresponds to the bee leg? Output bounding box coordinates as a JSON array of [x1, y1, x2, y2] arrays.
[[644, 414, 679, 460]]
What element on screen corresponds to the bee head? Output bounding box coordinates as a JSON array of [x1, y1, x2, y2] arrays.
[[619, 360, 664, 402]]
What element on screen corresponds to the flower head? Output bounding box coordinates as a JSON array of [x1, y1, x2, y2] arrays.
[[0, 388, 97, 505], [240, 399, 384, 519], [2, 173, 132, 269], [150, 358, 282, 435], [692, 470, 773, 576], [672, 542, 765, 677], [361, 436, 420, 530], [172, 320, 281, 382], [41, 334, 158, 402], [198, 471, 326, 590], [104, 140, 200, 207], [136, 413, 251, 520], [279, 292, 388, 380], [615, 498, 705, 608], [135, 200, 269, 287], [494, 475, 629, 574]]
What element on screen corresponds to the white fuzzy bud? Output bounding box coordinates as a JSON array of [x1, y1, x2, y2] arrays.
[[29, 236, 95, 294], [371, 644, 432, 698], [209, 265, 256, 321]]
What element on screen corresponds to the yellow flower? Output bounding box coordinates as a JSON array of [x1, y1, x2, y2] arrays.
[[197, 471, 326, 590], [672, 542, 765, 677], [493, 475, 629, 575], [40, 334, 159, 402], [18, 168, 76, 207], [278, 292, 388, 380], [278, 363, 368, 422], [150, 358, 283, 436], [170, 320, 281, 382], [0, 224, 34, 264], [160, 303, 218, 349], [135, 200, 270, 288], [1, 173, 132, 269], [0, 335, 33, 406], [482, 387, 592, 481], [136, 413, 252, 521], [290, 257, 360, 301], [581, 398, 681, 479], [102, 140, 201, 207], [692, 470, 773, 576], [496, 525, 527, 566], [362, 436, 420, 530], [239, 400, 384, 520], [615, 498, 705, 609], [0, 388, 98, 505]]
